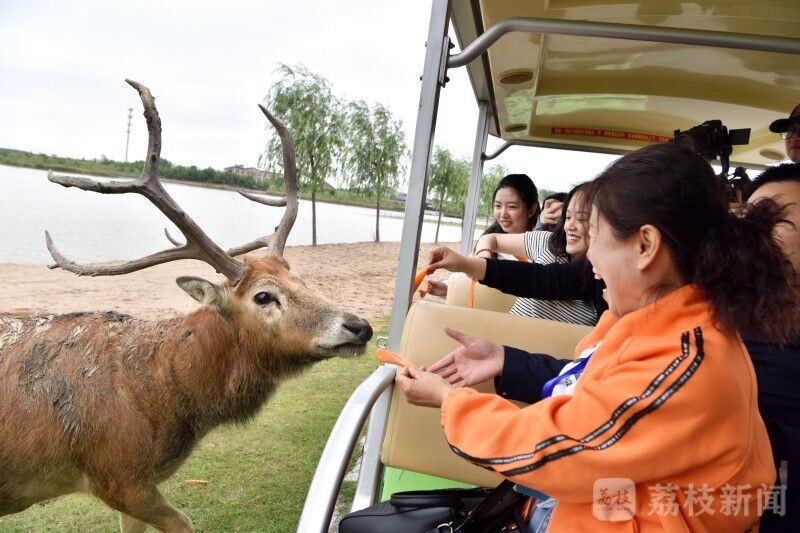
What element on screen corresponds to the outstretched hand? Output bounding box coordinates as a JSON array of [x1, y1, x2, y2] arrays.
[[395, 365, 455, 408], [427, 327, 504, 387], [427, 246, 487, 281]]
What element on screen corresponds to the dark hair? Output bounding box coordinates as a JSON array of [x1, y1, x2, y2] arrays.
[[547, 183, 590, 260], [587, 143, 800, 342], [481, 174, 541, 236], [748, 162, 800, 198], [542, 192, 568, 204]]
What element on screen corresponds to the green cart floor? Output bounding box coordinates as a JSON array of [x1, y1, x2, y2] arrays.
[[378, 466, 550, 502], [379, 466, 472, 501]]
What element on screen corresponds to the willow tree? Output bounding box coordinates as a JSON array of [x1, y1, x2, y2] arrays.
[[480, 164, 506, 225], [342, 100, 407, 242], [262, 64, 343, 245], [429, 147, 469, 244]]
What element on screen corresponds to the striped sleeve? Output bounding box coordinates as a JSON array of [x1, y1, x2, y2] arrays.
[[523, 230, 552, 262]]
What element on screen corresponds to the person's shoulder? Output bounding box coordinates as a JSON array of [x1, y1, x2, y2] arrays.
[[526, 230, 552, 243], [523, 230, 555, 262], [522, 229, 551, 249], [745, 333, 800, 362]]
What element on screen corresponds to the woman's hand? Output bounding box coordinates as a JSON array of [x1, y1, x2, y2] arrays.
[[427, 246, 487, 281], [395, 366, 455, 408], [728, 201, 746, 218], [427, 279, 449, 297], [539, 199, 563, 227], [427, 327, 504, 387]]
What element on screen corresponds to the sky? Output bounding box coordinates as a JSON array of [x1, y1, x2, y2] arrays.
[[0, 0, 617, 193]]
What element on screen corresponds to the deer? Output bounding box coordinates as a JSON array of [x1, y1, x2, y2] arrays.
[[0, 80, 373, 532]]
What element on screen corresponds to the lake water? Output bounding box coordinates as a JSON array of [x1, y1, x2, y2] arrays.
[[0, 165, 472, 265]]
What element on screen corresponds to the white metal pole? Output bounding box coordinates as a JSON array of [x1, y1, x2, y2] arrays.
[[459, 100, 490, 255], [385, 0, 451, 349]]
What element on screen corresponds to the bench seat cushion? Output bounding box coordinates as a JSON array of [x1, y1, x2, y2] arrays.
[[381, 300, 591, 487]]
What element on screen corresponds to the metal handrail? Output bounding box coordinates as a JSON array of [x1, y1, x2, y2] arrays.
[[350, 382, 393, 512], [481, 138, 768, 170], [296, 365, 395, 533], [449, 17, 800, 68], [483, 139, 631, 161]]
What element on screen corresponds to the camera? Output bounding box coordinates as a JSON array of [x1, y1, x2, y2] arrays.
[[672, 120, 750, 175], [672, 120, 752, 203], [726, 166, 752, 204]]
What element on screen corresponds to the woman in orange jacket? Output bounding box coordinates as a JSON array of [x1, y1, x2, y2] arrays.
[[397, 143, 800, 531]]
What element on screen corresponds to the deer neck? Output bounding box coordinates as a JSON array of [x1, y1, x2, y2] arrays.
[[168, 308, 293, 429]]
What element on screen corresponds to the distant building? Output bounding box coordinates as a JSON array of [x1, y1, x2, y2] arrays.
[[391, 191, 435, 210], [224, 165, 272, 182]]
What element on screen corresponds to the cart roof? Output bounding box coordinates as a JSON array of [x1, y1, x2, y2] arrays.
[[451, 0, 800, 167]]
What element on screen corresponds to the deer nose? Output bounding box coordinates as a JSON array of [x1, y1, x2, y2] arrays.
[[343, 314, 373, 343]]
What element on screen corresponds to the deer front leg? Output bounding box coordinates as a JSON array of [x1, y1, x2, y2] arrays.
[[120, 512, 148, 533], [102, 484, 193, 533]]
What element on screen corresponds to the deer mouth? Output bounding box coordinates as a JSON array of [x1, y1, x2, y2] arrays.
[[335, 341, 370, 357], [312, 339, 369, 359], [312, 315, 373, 358]]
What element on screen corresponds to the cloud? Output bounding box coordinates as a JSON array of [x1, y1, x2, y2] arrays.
[[0, 0, 614, 191]]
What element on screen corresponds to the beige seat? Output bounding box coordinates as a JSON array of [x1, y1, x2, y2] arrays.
[[444, 272, 517, 313], [381, 300, 592, 487]]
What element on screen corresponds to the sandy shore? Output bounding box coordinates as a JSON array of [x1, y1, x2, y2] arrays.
[[0, 242, 450, 321]]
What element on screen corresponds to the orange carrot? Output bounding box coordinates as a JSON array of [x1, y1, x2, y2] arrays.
[[376, 348, 413, 369], [413, 266, 428, 292], [467, 278, 476, 309]]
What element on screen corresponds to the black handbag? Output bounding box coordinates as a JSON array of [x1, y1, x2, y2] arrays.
[[338, 480, 529, 533]]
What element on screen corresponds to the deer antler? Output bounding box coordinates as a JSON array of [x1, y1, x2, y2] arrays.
[[161, 106, 299, 257], [224, 105, 298, 257], [260, 105, 299, 255], [46, 80, 299, 284]]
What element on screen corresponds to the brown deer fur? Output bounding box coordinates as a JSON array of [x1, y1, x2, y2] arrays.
[[0, 256, 372, 532]]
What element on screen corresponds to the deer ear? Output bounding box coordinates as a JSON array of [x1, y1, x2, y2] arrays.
[[176, 276, 225, 309]]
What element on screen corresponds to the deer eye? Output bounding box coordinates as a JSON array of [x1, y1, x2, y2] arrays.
[[254, 291, 277, 306]]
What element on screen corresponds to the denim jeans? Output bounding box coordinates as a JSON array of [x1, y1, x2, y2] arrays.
[[527, 498, 556, 533]]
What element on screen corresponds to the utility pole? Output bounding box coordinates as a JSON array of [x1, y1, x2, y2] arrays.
[[124, 107, 133, 162]]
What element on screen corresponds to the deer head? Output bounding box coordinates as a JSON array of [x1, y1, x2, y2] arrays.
[[175, 256, 372, 363], [45, 80, 372, 359]]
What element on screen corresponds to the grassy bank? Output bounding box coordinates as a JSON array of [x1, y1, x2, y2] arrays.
[[0, 318, 388, 532], [0, 148, 471, 219]]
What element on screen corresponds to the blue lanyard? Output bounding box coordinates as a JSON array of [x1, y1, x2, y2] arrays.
[[540, 356, 590, 398]]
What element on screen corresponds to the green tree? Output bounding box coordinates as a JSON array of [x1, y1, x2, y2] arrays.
[[341, 100, 408, 242], [538, 188, 559, 204], [480, 164, 506, 225], [262, 64, 344, 246], [451, 158, 470, 217], [429, 147, 470, 244]]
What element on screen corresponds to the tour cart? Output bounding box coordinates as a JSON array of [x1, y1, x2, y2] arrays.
[[298, 1, 800, 531]]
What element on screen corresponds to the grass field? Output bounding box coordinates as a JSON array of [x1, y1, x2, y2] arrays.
[[0, 318, 388, 532]]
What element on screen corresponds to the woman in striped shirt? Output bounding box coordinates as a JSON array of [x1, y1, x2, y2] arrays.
[[427, 173, 540, 294], [474, 183, 597, 326]]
